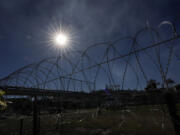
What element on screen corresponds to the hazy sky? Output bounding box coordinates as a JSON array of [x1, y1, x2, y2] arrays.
[[0, 0, 180, 90]]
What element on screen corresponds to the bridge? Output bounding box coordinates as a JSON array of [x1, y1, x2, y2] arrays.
[[0, 86, 90, 97]]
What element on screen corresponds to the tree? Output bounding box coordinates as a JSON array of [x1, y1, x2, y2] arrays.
[[166, 78, 175, 87], [0, 89, 7, 110], [145, 79, 159, 91]]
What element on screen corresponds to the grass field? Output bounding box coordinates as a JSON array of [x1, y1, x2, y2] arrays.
[[0, 105, 178, 135]]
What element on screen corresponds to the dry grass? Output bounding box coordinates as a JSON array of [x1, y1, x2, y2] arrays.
[[0, 105, 178, 135]]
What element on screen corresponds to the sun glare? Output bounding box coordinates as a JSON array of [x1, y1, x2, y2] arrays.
[[54, 33, 68, 47], [47, 23, 77, 52]]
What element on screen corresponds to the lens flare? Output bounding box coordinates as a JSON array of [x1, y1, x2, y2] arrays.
[[54, 33, 68, 47], [46, 22, 78, 54]]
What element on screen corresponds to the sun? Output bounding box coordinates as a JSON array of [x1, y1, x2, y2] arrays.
[[47, 22, 78, 52], [54, 33, 68, 47]]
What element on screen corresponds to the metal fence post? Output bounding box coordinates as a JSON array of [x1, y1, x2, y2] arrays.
[[33, 96, 38, 135], [165, 92, 180, 135], [19, 118, 23, 135]]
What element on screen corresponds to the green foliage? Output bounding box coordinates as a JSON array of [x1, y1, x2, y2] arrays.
[[0, 89, 7, 110]]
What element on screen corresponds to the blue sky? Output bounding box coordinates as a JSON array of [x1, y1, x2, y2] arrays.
[[0, 0, 180, 90]]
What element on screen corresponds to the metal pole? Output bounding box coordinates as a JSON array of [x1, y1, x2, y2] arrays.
[[19, 118, 23, 135], [33, 96, 38, 135], [165, 92, 180, 135]]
